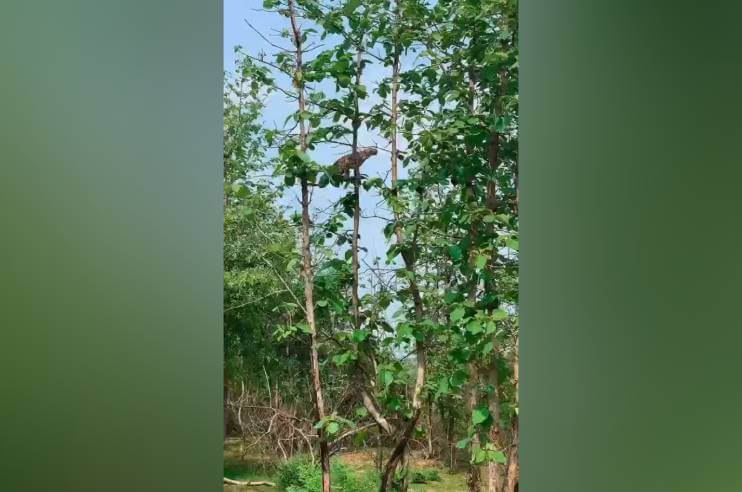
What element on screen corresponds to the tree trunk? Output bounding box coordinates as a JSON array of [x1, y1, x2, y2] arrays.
[[376, 7, 428, 489], [485, 363, 503, 492], [482, 58, 509, 491], [466, 364, 481, 492], [376, 425, 384, 473], [380, 411, 420, 491], [399, 445, 411, 491], [463, 65, 486, 492], [503, 418, 519, 492], [503, 342, 519, 492], [446, 408, 456, 471], [351, 43, 362, 333], [288, 1, 330, 490], [223, 378, 229, 441], [426, 400, 434, 459]]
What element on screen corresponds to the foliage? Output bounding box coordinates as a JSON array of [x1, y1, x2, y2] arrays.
[[223, 54, 308, 396], [410, 468, 441, 484], [277, 455, 379, 492]]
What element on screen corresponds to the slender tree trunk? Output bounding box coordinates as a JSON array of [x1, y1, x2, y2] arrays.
[[504, 416, 519, 492], [288, 2, 330, 490], [351, 44, 363, 331], [482, 122, 504, 492], [465, 180, 484, 492], [503, 340, 519, 492], [466, 363, 481, 492], [376, 425, 384, 473], [302, 179, 330, 492], [390, 41, 400, 188], [401, 446, 412, 491], [426, 400, 434, 459], [378, 10, 428, 489], [223, 376, 229, 441], [485, 363, 503, 492], [380, 410, 419, 490], [464, 65, 488, 492], [483, 61, 511, 492], [444, 406, 455, 470]]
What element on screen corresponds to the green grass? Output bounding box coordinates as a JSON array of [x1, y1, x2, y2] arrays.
[[408, 471, 465, 492], [223, 442, 467, 491], [223, 440, 278, 491]]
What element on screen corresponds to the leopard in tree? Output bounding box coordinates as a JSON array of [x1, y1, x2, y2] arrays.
[[331, 147, 378, 180]]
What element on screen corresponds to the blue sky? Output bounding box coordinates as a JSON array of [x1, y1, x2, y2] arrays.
[[224, 0, 410, 304]]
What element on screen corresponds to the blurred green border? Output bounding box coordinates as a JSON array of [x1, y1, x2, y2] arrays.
[[1, 0, 223, 490], [521, 1, 742, 491]]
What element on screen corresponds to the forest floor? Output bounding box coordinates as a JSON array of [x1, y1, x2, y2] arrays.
[[224, 440, 467, 491]]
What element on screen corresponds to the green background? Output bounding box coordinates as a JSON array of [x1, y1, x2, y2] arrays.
[[521, 1, 742, 491], [2, 0, 742, 491], [0, 0, 222, 490]]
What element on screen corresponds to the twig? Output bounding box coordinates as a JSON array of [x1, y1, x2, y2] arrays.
[[244, 19, 292, 52]]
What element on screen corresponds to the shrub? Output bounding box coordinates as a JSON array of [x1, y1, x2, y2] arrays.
[[277, 455, 379, 492], [410, 468, 441, 484], [277, 455, 318, 492]]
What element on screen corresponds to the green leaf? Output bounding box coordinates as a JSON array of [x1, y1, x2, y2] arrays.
[[456, 437, 471, 449], [295, 322, 311, 334], [506, 238, 519, 251], [233, 183, 249, 198], [492, 309, 508, 321], [489, 450, 507, 464], [397, 324, 413, 340], [481, 341, 494, 355], [381, 370, 394, 388], [474, 448, 487, 464], [295, 149, 311, 163], [342, 0, 361, 17], [449, 245, 463, 261], [326, 421, 340, 435], [444, 292, 460, 304], [450, 307, 466, 322], [316, 300, 328, 307], [437, 379, 450, 396], [472, 406, 490, 425], [495, 116, 508, 133], [474, 254, 488, 270], [351, 329, 369, 343], [333, 352, 351, 366], [450, 369, 468, 387], [466, 320, 483, 334], [318, 173, 330, 188]]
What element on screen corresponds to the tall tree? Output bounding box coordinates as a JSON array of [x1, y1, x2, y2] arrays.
[[287, 1, 332, 490]]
